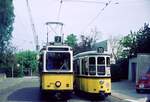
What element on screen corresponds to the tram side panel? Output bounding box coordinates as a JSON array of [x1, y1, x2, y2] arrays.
[[76, 71, 110, 94], [77, 76, 111, 94]]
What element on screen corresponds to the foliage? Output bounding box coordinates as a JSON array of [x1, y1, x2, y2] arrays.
[[111, 58, 129, 81], [119, 31, 137, 58], [0, 0, 15, 75], [136, 23, 150, 53], [116, 58, 129, 79], [65, 34, 97, 55], [74, 35, 95, 55], [0, 46, 17, 77], [15, 51, 38, 77], [0, 0, 14, 52], [111, 64, 121, 81], [119, 23, 150, 58], [65, 34, 77, 48], [114, 24, 150, 81]]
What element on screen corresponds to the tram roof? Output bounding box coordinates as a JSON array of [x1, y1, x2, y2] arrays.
[[74, 51, 110, 58], [45, 22, 64, 26], [40, 45, 72, 52]]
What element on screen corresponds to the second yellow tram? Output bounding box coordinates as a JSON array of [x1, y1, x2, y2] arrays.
[[73, 50, 111, 99]]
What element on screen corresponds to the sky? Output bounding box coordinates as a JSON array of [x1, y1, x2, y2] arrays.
[[12, 0, 150, 50]]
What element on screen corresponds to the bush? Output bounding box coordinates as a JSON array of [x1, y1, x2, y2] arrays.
[[116, 58, 129, 79], [111, 64, 121, 81]]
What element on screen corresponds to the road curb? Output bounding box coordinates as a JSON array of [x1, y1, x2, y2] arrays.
[[111, 92, 134, 100]]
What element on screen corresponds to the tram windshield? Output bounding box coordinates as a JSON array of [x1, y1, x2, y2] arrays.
[[46, 52, 70, 71]]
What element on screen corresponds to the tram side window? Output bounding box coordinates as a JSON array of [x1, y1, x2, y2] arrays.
[[89, 57, 96, 75], [106, 57, 110, 67], [77, 60, 80, 74], [97, 57, 105, 64], [81, 59, 85, 75], [73, 61, 77, 74], [97, 57, 105, 75], [81, 59, 88, 75], [73, 60, 80, 75]]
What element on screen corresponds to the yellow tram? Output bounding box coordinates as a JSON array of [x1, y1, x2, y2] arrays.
[[38, 45, 73, 98], [73, 50, 111, 99]]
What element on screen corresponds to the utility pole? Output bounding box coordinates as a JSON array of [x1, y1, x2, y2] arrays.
[[26, 0, 39, 51], [11, 65, 14, 78]]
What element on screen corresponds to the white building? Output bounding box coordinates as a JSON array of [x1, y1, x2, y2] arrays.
[[128, 53, 150, 83]]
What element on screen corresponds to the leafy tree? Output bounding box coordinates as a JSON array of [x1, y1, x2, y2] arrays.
[[0, 0, 15, 73], [16, 51, 38, 77], [0, 0, 14, 52], [74, 35, 95, 54], [119, 23, 150, 58], [0, 46, 17, 77], [65, 34, 96, 54], [112, 23, 150, 81], [119, 31, 137, 58], [136, 23, 150, 53], [65, 34, 77, 48]]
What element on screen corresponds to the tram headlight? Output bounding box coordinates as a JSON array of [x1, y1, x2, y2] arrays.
[[55, 81, 61, 87], [99, 80, 104, 84]]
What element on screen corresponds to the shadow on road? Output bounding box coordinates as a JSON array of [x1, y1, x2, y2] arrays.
[[7, 86, 107, 102], [7, 87, 41, 102], [7, 87, 67, 102]]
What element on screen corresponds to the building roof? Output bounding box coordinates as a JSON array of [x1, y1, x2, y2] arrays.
[[92, 40, 107, 51]]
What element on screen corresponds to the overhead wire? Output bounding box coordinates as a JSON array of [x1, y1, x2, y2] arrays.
[[62, 0, 113, 33], [63, 0, 107, 4], [57, 0, 63, 21], [49, 25, 59, 35], [47, 0, 113, 39], [53, 0, 63, 36], [26, 0, 39, 50], [81, 0, 112, 33], [13, 8, 34, 49]]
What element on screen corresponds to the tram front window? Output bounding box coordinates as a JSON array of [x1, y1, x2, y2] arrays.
[[46, 52, 70, 71], [89, 57, 96, 75], [97, 57, 105, 75]]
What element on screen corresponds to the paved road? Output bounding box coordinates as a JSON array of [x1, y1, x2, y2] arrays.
[[0, 77, 124, 102], [111, 80, 148, 102]]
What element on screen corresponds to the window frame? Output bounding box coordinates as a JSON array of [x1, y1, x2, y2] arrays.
[[88, 56, 96, 75]]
